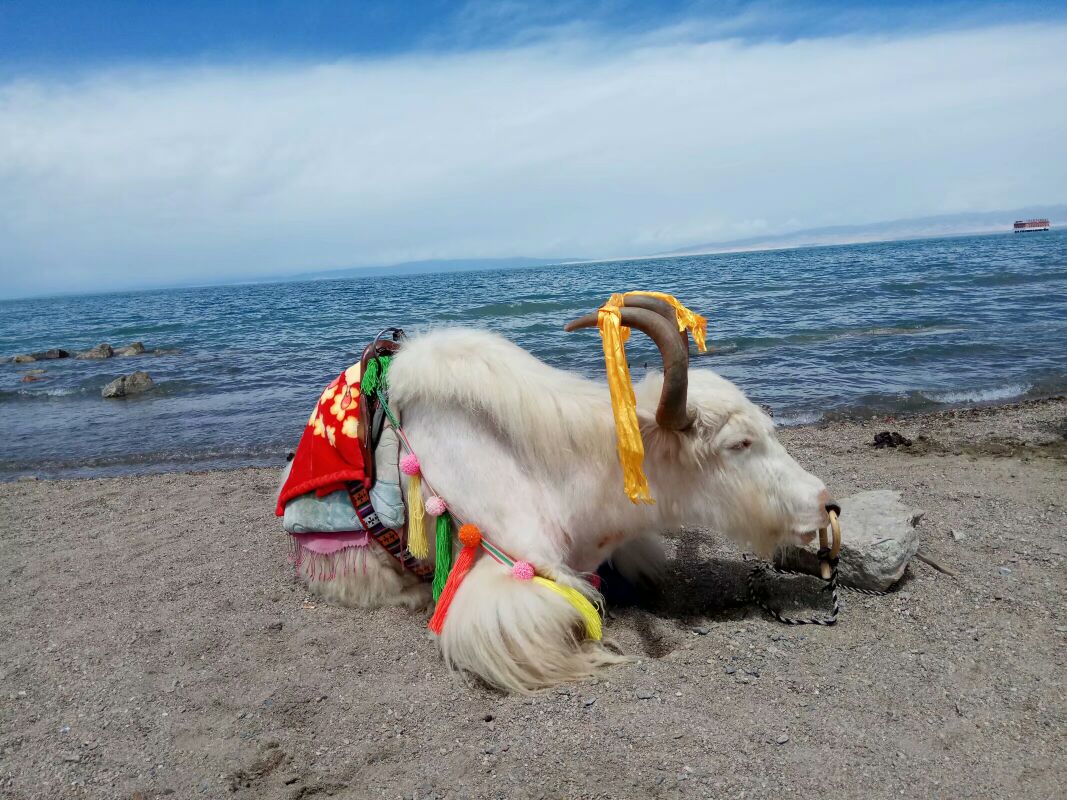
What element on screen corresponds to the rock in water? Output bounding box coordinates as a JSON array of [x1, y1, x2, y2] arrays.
[[12, 354, 36, 363], [77, 343, 114, 360], [114, 341, 146, 356], [775, 490, 922, 591], [31, 348, 70, 360], [101, 371, 155, 398]]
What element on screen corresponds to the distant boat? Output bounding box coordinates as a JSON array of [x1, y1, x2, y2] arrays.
[[1014, 218, 1050, 232]]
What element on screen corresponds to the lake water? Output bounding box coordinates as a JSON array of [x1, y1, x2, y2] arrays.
[[2, 230, 1065, 479]]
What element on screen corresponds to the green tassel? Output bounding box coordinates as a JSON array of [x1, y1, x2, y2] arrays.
[[433, 512, 453, 602], [360, 355, 392, 397]]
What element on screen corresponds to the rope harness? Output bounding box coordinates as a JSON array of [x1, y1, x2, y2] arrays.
[[746, 508, 889, 625]]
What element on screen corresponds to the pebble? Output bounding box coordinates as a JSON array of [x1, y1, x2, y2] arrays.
[[635, 689, 655, 700], [1055, 626, 1067, 634], [775, 734, 790, 745], [998, 567, 1012, 576], [951, 529, 966, 541], [693, 627, 709, 635], [267, 621, 283, 632], [583, 697, 597, 707], [724, 666, 736, 675], [62, 753, 81, 762]]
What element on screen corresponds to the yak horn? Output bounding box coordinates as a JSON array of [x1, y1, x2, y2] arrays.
[[564, 306, 694, 430], [615, 295, 690, 365]]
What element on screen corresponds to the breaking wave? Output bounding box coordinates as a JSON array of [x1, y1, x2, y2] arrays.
[[920, 384, 1032, 405]]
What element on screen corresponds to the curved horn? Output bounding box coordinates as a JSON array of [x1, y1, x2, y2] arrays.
[[616, 295, 689, 362], [564, 306, 693, 430]]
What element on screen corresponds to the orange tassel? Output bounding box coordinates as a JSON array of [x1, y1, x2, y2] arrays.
[[428, 524, 482, 635]]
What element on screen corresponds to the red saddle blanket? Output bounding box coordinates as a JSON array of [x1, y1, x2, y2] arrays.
[[275, 364, 366, 516]]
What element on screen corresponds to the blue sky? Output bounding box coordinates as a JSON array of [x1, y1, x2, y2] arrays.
[[4, 1, 1065, 67], [2, 1, 1066, 296]]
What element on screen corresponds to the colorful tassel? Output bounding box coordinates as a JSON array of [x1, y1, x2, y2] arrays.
[[511, 560, 536, 581], [432, 512, 453, 601], [405, 473, 428, 559], [425, 495, 447, 517], [360, 355, 392, 396], [531, 577, 603, 641], [428, 524, 482, 634], [399, 454, 427, 559]]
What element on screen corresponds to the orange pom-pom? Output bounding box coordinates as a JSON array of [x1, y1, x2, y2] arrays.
[[458, 524, 482, 548]]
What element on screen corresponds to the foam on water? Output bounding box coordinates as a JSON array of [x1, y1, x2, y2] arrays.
[[921, 384, 1033, 405]]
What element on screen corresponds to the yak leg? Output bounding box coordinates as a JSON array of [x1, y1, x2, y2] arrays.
[[604, 533, 667, 589]]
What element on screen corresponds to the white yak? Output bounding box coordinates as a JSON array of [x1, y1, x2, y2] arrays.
[[283, 298, 833, 692]]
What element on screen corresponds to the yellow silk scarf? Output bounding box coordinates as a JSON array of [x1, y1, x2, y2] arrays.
[[596, 292, 709, 503]]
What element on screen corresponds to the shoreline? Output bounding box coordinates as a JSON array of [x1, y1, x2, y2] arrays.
[[1, 396, 1065, 798], [3, 393, 1064, 483]]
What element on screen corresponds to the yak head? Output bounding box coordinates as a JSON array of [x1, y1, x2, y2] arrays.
[[565, 297, 833, 557]]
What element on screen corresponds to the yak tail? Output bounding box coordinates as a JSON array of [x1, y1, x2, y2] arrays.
[[435, 557, 628, 693]]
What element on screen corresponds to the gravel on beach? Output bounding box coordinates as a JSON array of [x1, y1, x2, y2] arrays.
[[1, 399, 1065, 799]]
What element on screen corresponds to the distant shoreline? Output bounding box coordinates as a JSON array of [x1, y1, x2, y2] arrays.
[[3, 214, 1063, 302]]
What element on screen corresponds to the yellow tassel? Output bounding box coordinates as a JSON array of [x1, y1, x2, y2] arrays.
[[532, 577, 602, 640], [623, 290, 709, 352], [598, 294, 653, 504], [406, 474, 429, 558]]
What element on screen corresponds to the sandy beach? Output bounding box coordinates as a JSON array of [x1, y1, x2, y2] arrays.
[[1, 398, 1065, 800]]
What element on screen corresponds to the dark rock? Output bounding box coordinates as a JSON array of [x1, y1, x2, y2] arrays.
[[115, 342, 146, 356], [872, 431, 913, 449], [101, 371, 155, 398], [76, 343, 114, 360], [30, 348, 69, 360]]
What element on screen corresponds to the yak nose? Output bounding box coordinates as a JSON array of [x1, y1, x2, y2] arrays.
[[816, 488, 840, 524]]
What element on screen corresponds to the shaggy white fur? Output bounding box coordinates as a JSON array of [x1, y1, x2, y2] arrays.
[[280, 326, 830, 692], [296, 542, 431, 611]]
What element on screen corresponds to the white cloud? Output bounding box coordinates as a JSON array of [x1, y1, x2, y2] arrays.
[[1, 22, 1066, 296]]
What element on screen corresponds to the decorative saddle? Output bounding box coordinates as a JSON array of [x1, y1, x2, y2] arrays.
[[275, 330, 432, 581]]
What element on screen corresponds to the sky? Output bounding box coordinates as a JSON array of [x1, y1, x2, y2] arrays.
[[2, 1, 1067, 298]]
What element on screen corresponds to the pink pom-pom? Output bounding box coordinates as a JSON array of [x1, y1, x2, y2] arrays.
[[511, 561, 535, 581], [425, 495, 447, 516], [399, 454, 421, 476]]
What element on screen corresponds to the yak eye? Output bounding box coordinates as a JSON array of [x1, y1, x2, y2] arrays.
[[728, 438, 752, 452]]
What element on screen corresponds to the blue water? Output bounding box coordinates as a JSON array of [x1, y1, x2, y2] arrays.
[[2, 231, 1066, 479]]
